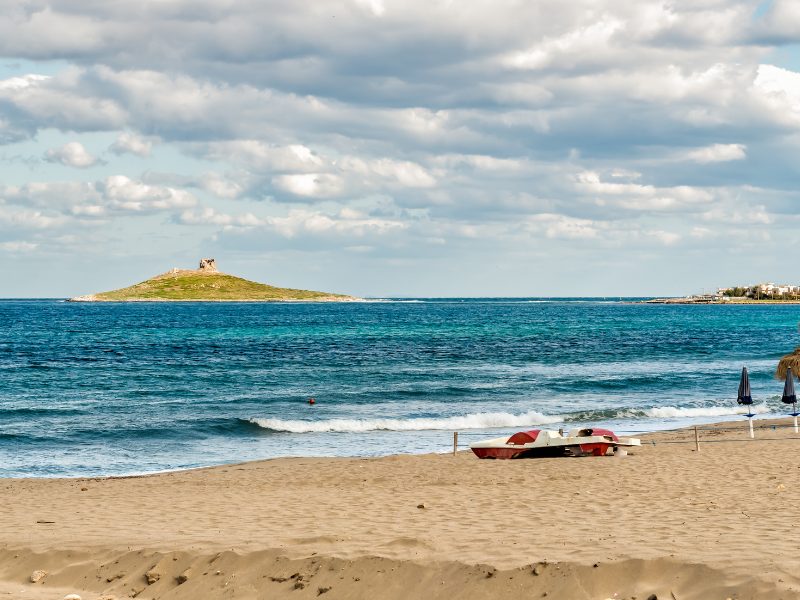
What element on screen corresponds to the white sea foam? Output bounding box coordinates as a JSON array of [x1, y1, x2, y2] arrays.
[[250, 410, 563, 433], [644, 403, 770, 419]]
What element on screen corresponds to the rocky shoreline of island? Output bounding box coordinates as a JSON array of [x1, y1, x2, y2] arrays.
[[68, 294, 363, 303]]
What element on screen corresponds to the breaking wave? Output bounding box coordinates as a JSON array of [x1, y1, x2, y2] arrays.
[[249, 410, 564, 433], [643, 403, 770, 418], [248, 403, 772, 434]]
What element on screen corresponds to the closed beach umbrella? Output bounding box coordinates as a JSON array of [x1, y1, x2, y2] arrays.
[[738, 366, 755, 437], [782, 368, 797, 405], [783, 367, 799, 432], [737, 367, 753, 405]]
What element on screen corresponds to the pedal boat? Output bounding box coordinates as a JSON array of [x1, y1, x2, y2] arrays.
[[470, 428, 641, 459]]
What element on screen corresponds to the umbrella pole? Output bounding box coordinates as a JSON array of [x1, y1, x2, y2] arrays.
[[748, 416, 754, 439], [795, 402, 798, 434]]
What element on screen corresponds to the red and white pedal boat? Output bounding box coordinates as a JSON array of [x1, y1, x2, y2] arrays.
[[470, 428, 640, 459]]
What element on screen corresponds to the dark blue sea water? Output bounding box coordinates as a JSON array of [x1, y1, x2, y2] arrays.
[[2, 299, 798, 477]]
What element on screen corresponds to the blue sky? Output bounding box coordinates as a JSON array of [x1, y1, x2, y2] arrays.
[[1, 0, 800, 297]]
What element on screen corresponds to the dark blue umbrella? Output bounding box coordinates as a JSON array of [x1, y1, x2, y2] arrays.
[[737, 367, 752, 405], [782, 368, 797, 405], [782, 368, 799, 432], [737, 367, 754, 420]]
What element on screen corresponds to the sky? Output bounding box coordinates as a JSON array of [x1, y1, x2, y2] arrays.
[[1, 0, 800, 297]]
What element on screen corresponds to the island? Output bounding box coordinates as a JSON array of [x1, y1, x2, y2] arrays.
[[69, 258, 359, 302]]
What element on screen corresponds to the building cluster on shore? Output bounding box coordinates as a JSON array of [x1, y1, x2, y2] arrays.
[[717, 283, 800, 300], [646, 282, 800, 304]]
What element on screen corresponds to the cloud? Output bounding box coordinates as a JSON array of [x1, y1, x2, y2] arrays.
[[2, 176, 196, 219], [271, 173, 345, 198], [752, 0, 800, 43], [0, 74, 50, 91], [684, 143, 747, 163], [177, 206, 408, 253], [109, 131, 154, 157], [0, 240, 38, 252], [44, 141, 98, 168], [753, 64, 800, 124], [2, 1, 800, 294]]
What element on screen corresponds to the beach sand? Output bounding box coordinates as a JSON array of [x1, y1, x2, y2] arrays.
[[3, 420, 800, 599]]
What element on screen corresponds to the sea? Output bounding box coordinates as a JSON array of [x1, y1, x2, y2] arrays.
[[1, 298, 798, 478]]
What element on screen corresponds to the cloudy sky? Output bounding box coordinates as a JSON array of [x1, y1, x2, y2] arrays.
[[1, 0, 800, 297]]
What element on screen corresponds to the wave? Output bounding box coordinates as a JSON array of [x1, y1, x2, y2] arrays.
[[248, 403, 772, 434], [642, 403, 770, 418], [249, 410, 563, 433]]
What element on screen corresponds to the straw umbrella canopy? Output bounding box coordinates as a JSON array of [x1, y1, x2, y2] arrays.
[[776, 347, 800, 380]]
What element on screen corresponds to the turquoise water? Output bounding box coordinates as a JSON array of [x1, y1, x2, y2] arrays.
[[1, 299, 798, 477]]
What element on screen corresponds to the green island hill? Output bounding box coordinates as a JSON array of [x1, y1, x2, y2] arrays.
[[68, 258, 359, 302]]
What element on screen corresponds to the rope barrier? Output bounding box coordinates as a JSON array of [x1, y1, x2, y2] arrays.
[[452, 423, 799, 437]]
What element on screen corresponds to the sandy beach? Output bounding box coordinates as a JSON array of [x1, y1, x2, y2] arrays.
[[3, 420, 800, 600]]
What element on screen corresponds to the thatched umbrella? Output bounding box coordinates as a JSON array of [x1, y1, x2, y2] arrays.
[[776, 347, 800, 381]]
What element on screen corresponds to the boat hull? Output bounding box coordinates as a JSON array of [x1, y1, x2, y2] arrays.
[[469, 429, 635, 460], [471, 443, 612, 459]]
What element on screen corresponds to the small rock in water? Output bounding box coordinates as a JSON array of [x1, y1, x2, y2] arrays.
[[646, 595, 658, 600], [176, 570, 190, 584], [417, 504, 425, 509], [63, 595, 82, 600], [532, 566, 541, 576], [29, 570, 47, 583]]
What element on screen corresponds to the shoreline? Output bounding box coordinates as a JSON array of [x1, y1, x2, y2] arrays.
[[4, 418, 800, 599], [644, 297, 800, 304], [66, 294, 362, 303]]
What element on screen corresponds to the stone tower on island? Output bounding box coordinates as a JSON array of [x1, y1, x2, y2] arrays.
[[199, 258, 218, 272]]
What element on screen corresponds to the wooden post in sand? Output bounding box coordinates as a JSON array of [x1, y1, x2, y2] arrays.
[[453, 432, 459, 456], [694, 426, 700, 451]]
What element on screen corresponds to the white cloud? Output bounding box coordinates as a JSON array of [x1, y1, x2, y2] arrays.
[[101, 175, 196, 211], [44, 142, 98, 168], [530, 214, 600, 240], [505, 18, 624, 71], [684, 143, 746, 163], [179, 206, 406, 240], [0, 74, 50, 91], [196, 141, 324, 172], [2, 177, 196, 218], [0, 240, 38, 252], [109, 131, 154, 157], [575, 171, 714, 212], [272, 173, 345, 198], [753, 64, 800, 122], [354, 0, 386, 17]]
